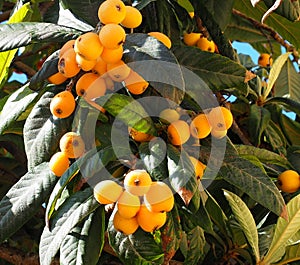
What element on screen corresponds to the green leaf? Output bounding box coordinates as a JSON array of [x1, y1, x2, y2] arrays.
[[235, 144, 291, 169], [95, 94, 156, 135], [264, 119, 287, 155], [0, 22, 81, 52], [279, 113, 300, 146], [39, 188, 99, 265], [0, 3, 32, 87], [224, 190, 260, 263], [23, 86, 72, 170], [139, 138, 168, 181], [248, 104, 271, 146], [0, 162, 57, 242], [108, 214, 164, 265], [263, 194, 300, 264], [275, 243, 300, 265], [167, 144, 198, 207], [273, 59, 300, 102], [0, 84, 39, 136], [265, 97, 300, 116], [60, 207, 105, 265], [263, 53, 291, 99], [219, 144, 286, 217], [287, 146, 300, 173], [172, 45, 247, 91], [124, 33, 185, 105], [263, 0, 300, 22]]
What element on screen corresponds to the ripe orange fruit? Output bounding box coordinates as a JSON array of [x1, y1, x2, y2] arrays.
[[124, 70, 149, 95], [211, 128, 227, 139], [75, 53, 97, 71], [49, 151, 70, 177], [183, 32, 201, 46], [117, 190, 141, 218], [58, 48, 81, 78], [113, 210, 139, 235], [74, 32, 103, 61], [129, 127, 153, 142], [100, 46, 123, 64], [59, 132, 85, 158], [99, 24, 126, 49], [76, 73, 107, 100], [124, 169, 152, 196], [196, 35, 215, 52], [189, 156, 205, 181], [137, 204, 166, 232], [144, 181, 174, 213], [48, 72, 68, 85], [121, 6, 142, 29], [258, 53, 273, 67], [94, 180, 123, 204], [190, 113, 211, 139], [167, 120, 190, 145], [59, 39, 76, 57], [148, 32, 172, 49], [107, 60, 131, 82], [98, 0, 126, 24], [159, 108, 180, 124], [92, 57, 108, 76], [50, 90, 75, 119], [277, 170, 300, 193], [207, 106, 233, 131]]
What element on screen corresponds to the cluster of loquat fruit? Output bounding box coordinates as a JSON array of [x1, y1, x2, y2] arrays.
[[93, 169, 174, 235]]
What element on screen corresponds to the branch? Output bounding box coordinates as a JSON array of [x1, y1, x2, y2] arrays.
[[232, 8, 299, 63], [0, 10, 11, 22], [12, 61, 36, 78]]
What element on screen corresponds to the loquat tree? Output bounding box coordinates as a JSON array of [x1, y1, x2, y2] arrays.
[[0, 0, 300, 264]]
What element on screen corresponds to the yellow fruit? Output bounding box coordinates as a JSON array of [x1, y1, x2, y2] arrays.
[[144, 181, 174, 213], [107, 60, 131, 82], [159, 108, 180, 124], [277, 170, 300, 193], [129, 127, 153, 142], [148, 32, 172, 49], [211, 128, 227, 139], [58, 48, 81, 78], [49, 151, 70, 177], [189, 156, 205, 180], [196, 35, 215, 52], [100, 46, 124, 64], [183, 32, 201, 46], [92, 57, 107, 76], [124, 70, 149, 95], [75, 53, 97, 71], [76, 73, 107, 100], [50, 90, 75, 119], [167, 120, 190, 146], [59, 39, 76, 57], [48, 72, 68, 85], [99, 24, 126, 49], [121, 6, 142, 28], [124, 169, 152, 196], [94, 180, 123, 204], [98, 0, 126, 24], [74, 32, 103, 61], [207, 106, 233, 131], [113, 210, 139, 235], [59, 132, 85, 158], [117, 190, 141, 218], [258, 53, 273, 67], [137, 204, 166, 232], [190, 113, 211, 139]]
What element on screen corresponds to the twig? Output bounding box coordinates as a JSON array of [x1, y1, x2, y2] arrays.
[[0, 10, 11, 22], [12, 61, 36, 78], [232, 8, 299, 63]]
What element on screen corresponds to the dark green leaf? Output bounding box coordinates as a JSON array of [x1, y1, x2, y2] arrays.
[[23, 86, 72, 170], [0, 22, 81, 52], [264, 119, 287, 155], [248, 104, 271, 146], [279, 113, 300, 146], [0, 83, 39, 135], [139, 138, 168, 181], [108, 212, 164, 265], [265, 97, 300, 116], [287, 146, 300, 173], [0, 163, 57, 242], [263, 0, 300, 22], [39, 188, 99, 265], [167, 144, 198, 207], [60, 207, 105, 265], [95, 94, 156, 135]]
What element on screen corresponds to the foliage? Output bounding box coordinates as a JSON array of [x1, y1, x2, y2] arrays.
[[0, 0, 300, 264]]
